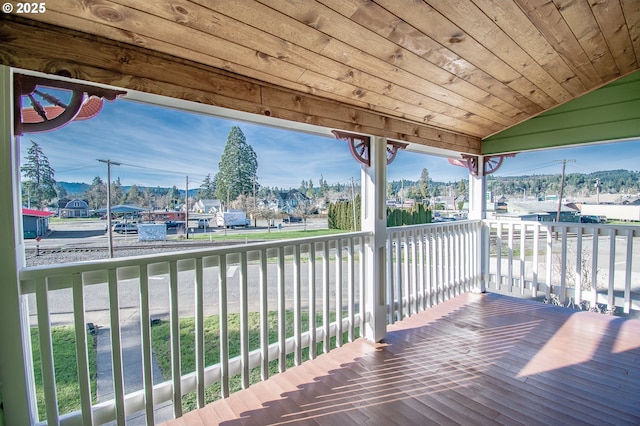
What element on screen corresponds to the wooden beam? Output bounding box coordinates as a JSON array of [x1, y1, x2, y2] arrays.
[[0, 16, 481, 154]]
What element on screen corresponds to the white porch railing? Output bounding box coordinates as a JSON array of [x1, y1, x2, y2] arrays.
[[484, 219, 640, 314], [18, 218, 639, 425], [19, 232, 368, 425], [386, 221, 483, 323]]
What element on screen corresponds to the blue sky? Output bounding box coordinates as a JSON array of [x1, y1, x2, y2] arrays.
[[21, 97, 640, 191]]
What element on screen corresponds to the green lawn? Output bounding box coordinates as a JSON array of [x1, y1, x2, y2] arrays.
[[30, 326, 97, 421], [151, 311, 357, 412]]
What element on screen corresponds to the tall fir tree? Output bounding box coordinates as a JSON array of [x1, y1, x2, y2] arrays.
[[198, 173, 217, 199], [20, 140, 57, 208], [84, 176, 107, 209], [215, 126, 258, 203], [418, 168, 430, 200]]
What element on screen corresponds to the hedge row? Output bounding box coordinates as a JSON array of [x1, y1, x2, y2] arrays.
[[328, 195, 361, 230], [328, 197, 431, 230]]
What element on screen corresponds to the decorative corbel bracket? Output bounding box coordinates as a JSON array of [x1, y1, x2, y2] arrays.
[[14, 74, 126, 135], [448, 153, 516, 176], [332, 130, 408, 167]]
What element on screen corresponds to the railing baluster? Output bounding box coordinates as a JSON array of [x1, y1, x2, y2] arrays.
[[545, 226, 552, 299], [418, 228, 425, 311], [277, 246, 286, 371], [36, 277, 59, 425], [194, 257, 205, 408], [335, 238, 343, 346], [575, 228, 583, 305], [519, 223, 526, 295], [347, 237, 355, 342], [507, 223, 514, 292], [496, 223, 503, 291], [532, 224, 539, 298], [308, 243, 317, 360], [411, 230, 418, 313], [218, 255, 229, 398], [608, 229, 616, 310], [559, 227, 568, 303], [168, 261, 182, 418], [106, 268, 126, 424], [395, 231, 403, 319], [427, 228, 434, 307], [401, 231, 408, 315], [293, 244, 302, 363], [438, 226, 445, 303], [624, 229, 633, 314], [138, 264, 155, 424], [72, 272, 93, 426], [260, 249, 269, 378], [322, 241, 330, 353], [240, 251, 249, 388], [359, 236, 366, 336], [590, 228, 599, 307], [386, 232, 394, 323]]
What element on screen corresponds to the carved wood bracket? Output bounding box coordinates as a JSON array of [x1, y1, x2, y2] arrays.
[[332, 130, 408, 167], [448, 153, 516, 176], [14, 74, 126, 135]]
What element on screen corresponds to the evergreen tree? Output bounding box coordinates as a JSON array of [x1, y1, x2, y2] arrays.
[[84, 176, 107, 209], [20, 140, 57, 208], [168, 186, 181, 209], [307, 179, 315, 198], [418, 168, 430, 200], [125, 184, 142, 206], [111, 177, 125, 205], [215, 126, 258, 203], [198, 174, 217, 199]]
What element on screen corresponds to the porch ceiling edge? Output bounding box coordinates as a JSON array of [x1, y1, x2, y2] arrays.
[[0, 16, 481, 154]]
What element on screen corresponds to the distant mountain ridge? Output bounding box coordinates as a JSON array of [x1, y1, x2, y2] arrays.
[[58, 181, 198, 197]]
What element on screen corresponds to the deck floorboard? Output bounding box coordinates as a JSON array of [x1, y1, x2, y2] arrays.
[[163, 293, 640, 425]]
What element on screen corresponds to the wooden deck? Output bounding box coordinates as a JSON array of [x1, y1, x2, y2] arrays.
[[163, 293, 640, 425]]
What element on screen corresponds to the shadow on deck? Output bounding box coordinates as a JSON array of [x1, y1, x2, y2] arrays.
[[164, 292, 640, 425]]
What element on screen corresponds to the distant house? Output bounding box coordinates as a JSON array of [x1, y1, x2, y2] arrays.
[[60, 199, 90, 218], [503, 201, 579, 222], [192, 199, 221, 214], [275, 190, 308, 213], [22, 208, 54, 238]]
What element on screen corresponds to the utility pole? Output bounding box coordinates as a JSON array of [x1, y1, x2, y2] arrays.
[[554, 159, 575, 223], [98, 159, 121, 258], [185, 176, 189, 240], [351, 177, 357, 231], [595, 178, 601, 204]]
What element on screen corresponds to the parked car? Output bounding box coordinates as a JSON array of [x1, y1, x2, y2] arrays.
[[283, 216, 303, 223], [112, 223, 138, 234], [165, 220, 180, 229], [580, 215, 600, 223], [105, 220, 120, 231]]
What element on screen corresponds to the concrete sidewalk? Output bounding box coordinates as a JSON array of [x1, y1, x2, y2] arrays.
[[96, 316, 173, 425]]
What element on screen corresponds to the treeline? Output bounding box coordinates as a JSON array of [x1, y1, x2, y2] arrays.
[[328, 197, 432, 230], [486, 169, 640, 197]]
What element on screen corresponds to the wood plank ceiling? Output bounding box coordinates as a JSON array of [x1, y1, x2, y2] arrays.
[[1, 0, 639, 155]]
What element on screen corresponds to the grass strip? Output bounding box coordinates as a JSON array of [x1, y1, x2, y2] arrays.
[[31, 326, 97, 421], [151, 311, 358, 412]]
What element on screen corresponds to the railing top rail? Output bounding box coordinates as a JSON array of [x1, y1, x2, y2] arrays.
[[387, 219, 481, 232], [19, 231, 371, 281], [484, 218, 640, 235]]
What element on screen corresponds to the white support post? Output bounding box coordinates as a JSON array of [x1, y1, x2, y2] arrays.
[[361, 136, 387, 343], [468, 157, 487, 292], [0, 65, 36, 425]]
